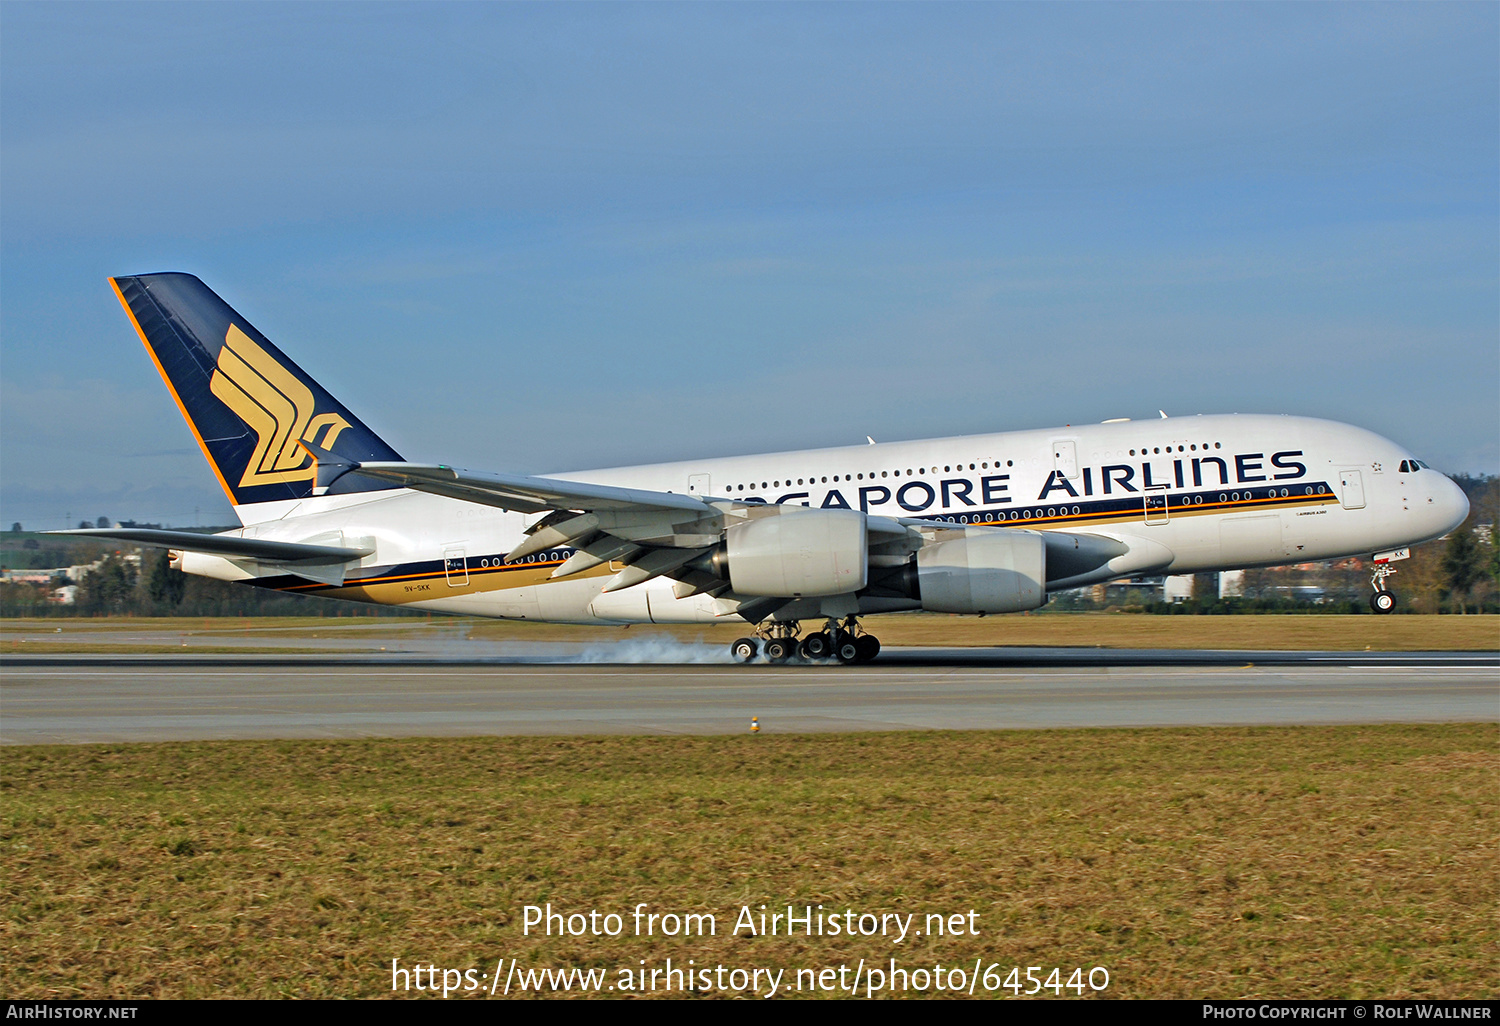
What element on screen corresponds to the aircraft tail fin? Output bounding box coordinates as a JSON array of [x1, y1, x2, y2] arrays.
[[110, 273, 403, 510]]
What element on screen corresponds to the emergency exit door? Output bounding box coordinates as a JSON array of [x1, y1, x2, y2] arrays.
[[1337, 470, 1366, 510], [1144, 486, 1169, 524], [1051, 440, 1078, 479], [443, 548, 469, 586]]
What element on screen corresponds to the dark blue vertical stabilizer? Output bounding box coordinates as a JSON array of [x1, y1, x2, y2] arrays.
[[111, 273, 403, 507]]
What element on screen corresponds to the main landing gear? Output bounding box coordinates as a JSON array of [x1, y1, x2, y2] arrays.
[[729, 616, 881, 665], [1369, 564, 1398, 614]]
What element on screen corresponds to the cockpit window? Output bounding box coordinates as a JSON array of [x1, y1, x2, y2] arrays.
[[1402, 458, 1430, 472], [1399, 460, 1410, 473]]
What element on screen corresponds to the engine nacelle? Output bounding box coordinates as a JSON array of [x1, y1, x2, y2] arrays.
[[723, 507, 868, 597], [917, 527, 1046, 614], [176, 549, 255, 582]]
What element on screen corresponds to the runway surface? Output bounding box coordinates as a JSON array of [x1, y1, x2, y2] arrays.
[[3, 646, 1494, 744]]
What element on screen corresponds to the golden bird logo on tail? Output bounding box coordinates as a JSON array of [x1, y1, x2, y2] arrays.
[[209, 325, 351, 488]]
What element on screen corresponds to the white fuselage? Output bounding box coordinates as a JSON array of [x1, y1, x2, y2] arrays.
[[186, 414, 1469, 624]]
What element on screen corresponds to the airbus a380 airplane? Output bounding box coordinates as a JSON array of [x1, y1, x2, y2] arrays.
[[63, 273, 1470, 663]]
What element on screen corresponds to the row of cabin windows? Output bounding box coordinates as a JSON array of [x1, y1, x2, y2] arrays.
[[1125, 442, 1220, 456], [722, 444, 1230, 495], [726, 460, 1017, 493]]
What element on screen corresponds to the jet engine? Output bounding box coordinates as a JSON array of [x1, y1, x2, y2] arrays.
[[714, 506, 869, 597], [916, 526, 1046, 614]]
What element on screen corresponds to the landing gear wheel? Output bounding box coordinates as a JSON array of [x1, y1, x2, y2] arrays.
[[1370, 591, 1396, 614], [834, 633, 861, 665], [800, 632, 833, 660], [730, 637, 759, 663], [855, 635, 881, 663], [764, 638, 794, 662]]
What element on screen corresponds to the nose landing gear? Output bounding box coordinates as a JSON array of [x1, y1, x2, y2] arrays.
[[1370, 564, 1398, 614], [1367, 548, 1412, 614]]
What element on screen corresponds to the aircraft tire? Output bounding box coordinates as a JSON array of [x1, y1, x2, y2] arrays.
[[835, 635, 861, 665], [764, 638, 794, 662], [800, 632, 833, 660], [1370, 591, 1397, 614], [730, 637, 759, 662], [855, 635, 881, 663]]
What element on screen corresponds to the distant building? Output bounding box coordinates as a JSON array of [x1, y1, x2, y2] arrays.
[[2, 569, 64, 584], [1219, 570, 1244, 598], [1163, 575, 1194, 603], [1103, 575, 1167, 604], [66, 553, 141, 581], [2, 552, 142, 601]]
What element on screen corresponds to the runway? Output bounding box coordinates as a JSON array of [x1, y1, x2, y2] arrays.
[[2, 646, 1494, 744]]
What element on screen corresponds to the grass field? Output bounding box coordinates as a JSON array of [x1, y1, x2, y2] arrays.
[[3, 613, 1497, 654], [3, 724, 1494, 999]]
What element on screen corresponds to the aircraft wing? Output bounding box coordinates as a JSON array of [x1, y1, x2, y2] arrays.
[[341, 462, 1172, 607], [48, 528, 372, 565], [352, 462, 709, 515]]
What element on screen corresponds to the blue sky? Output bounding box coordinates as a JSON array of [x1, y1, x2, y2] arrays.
[[2, 2, 1495, 528]]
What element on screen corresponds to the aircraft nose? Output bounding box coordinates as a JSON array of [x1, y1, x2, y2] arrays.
[[1431, 473, 1470, 536]]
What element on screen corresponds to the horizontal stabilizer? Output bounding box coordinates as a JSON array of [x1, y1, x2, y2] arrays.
[[49, 528, 372, 565]]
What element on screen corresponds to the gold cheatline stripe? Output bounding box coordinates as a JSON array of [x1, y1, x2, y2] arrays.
[[279, 557, 580, 593]]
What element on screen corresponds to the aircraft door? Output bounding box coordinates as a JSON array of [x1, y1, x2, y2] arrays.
[[443, 547, 469, 586], [1337, 470, 1366, 510], [1143, 486, 1169, 524], [1051, 440, 1078, 479], [688, 473, 711, 497]]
